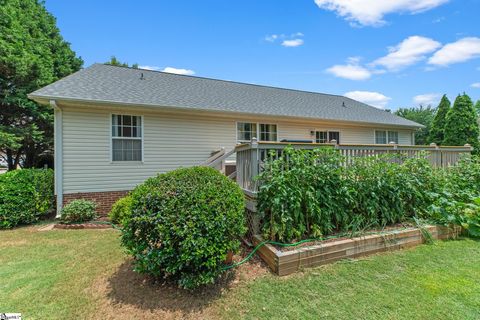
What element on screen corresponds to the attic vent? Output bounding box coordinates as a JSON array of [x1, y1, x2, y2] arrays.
[[140, 73, 145, 80]]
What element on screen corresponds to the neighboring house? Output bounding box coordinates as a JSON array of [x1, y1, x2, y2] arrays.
[[28, 64, 422, 215]]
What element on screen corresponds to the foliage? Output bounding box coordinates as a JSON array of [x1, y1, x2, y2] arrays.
[[443, 94, 480, 151], [475, 100, 480, 115], [105, 56, 138, 68], [257, 147, 480, 242], [257, 147, 351, 241], [257, 147, 440, 242], [395, 105, 436, 145], [109, 195, 132, 226], [121, 166, 246, 289], [427, 157, 480, 237], [60, 200, 97, 224], [429, 195, 480, 237], [0, 0, 83, 170], [347, 154, 435, 228], [428, 95, 451, 145], [0, 169, 54, 228]]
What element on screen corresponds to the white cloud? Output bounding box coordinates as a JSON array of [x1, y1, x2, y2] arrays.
[[265, 34, 279, 42], [265, 32, 305, 47], [161, 67, 195, 75], [281, 39, 304, 47], [471, 82, 480, 88], [314, 0, 448, 26], [413, 93, 441, 106], [372, 36, 441, 71], [326, 57, 372, 80], [139, 65, 161, 71], [344, 90, 391, 109], [428, 37, 480, 66]]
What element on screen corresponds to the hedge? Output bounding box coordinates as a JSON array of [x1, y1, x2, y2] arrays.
[[0, 169, 54, 229]]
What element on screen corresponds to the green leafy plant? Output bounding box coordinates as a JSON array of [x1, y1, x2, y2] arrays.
[[121, 166, 246, 289], [257, 147, 351, 241], [256, 147, 469, 242], [0, 169, 54, 229], [109, 195, 132, 226], [60, 199, 97, 223]]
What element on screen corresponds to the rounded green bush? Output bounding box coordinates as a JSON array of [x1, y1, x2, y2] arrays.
[[0, 169, 54, 229], [121, 166, 246, 289], [61, 199, 97, 223], [109, 195, 132, 226]]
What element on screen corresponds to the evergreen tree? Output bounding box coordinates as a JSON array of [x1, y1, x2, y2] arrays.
[[429, 94, 450, 145], [443, 94, 480, 152], [0, 0, 83, 170]]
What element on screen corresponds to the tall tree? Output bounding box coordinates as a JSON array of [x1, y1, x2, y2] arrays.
[[395, 105, 436, 145], [443, 94, 480, 152], [429, 95, 451, 145], [105, 56, 138, 68], [0, 0, 83, 170], [475, 100, 480, 115]]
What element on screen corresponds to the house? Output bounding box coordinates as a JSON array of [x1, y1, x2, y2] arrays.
[[28, 64, 422, 215]]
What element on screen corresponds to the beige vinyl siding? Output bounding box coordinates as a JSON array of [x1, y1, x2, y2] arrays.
[[61, 105, 414, 194]]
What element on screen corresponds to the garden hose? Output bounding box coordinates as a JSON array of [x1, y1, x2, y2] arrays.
[[71, 221, 425, 271], [221, 226, 419, 270]]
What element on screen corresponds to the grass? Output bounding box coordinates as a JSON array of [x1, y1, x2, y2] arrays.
[[1, 226, 479, 319]]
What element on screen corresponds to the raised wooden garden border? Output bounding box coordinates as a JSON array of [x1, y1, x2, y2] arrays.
[[53, 223, 112, 230], [253, 225, 461, 276]]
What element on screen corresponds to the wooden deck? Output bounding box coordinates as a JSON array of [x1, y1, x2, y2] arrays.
[[235, 139, 473, 197]]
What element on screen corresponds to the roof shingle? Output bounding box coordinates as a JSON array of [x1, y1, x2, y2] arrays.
[[29, 64, 422, 128]]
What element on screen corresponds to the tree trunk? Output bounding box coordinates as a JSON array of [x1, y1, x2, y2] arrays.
[[6, 149, 15, 171]]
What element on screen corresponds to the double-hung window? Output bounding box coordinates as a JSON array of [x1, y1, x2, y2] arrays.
[[237, 122, 277, 143], [112, 114, 142, 161], [315, 131, 340, 143], [375, 130, 399, 144], [260, 124, 277, 142]]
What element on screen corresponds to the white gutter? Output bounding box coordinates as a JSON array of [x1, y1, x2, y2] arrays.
[[50, 100, 63, 217]]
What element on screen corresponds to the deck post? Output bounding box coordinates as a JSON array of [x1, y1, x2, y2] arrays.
[[250, 138, 259, 192]]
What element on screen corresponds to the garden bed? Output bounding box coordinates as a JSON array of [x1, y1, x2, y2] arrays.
[[253, 225, 461, 276]]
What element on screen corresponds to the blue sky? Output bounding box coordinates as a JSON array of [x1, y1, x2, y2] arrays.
[[45, 0, 480, 110]]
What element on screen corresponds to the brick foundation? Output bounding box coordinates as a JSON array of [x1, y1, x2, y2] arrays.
[[62, 190, 130, 216]]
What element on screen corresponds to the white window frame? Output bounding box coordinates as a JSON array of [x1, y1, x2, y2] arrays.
[[110, 113, 144, 163], [236, 121, 278, 143], [313, 130, 341, 144], [375, 130, 399, 144]]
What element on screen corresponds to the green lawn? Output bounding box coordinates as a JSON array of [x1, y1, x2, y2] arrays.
[[1, 226, 479, 319]]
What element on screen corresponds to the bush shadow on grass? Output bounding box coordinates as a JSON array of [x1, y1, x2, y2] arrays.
[[106, 259, 235, 314]]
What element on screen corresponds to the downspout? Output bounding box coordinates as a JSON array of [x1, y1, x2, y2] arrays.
[[50, 100, 63, 217]]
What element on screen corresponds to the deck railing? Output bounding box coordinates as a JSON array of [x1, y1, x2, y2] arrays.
[[235, 139, 473, 194]]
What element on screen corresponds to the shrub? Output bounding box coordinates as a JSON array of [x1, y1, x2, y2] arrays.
[[0, 169, 54, 229], [61, 199, 97, 223], [109, 195, 132, 226], [121, 166, 246, 289]]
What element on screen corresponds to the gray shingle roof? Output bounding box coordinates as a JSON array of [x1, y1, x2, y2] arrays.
[[29, 64, 422, 128]]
